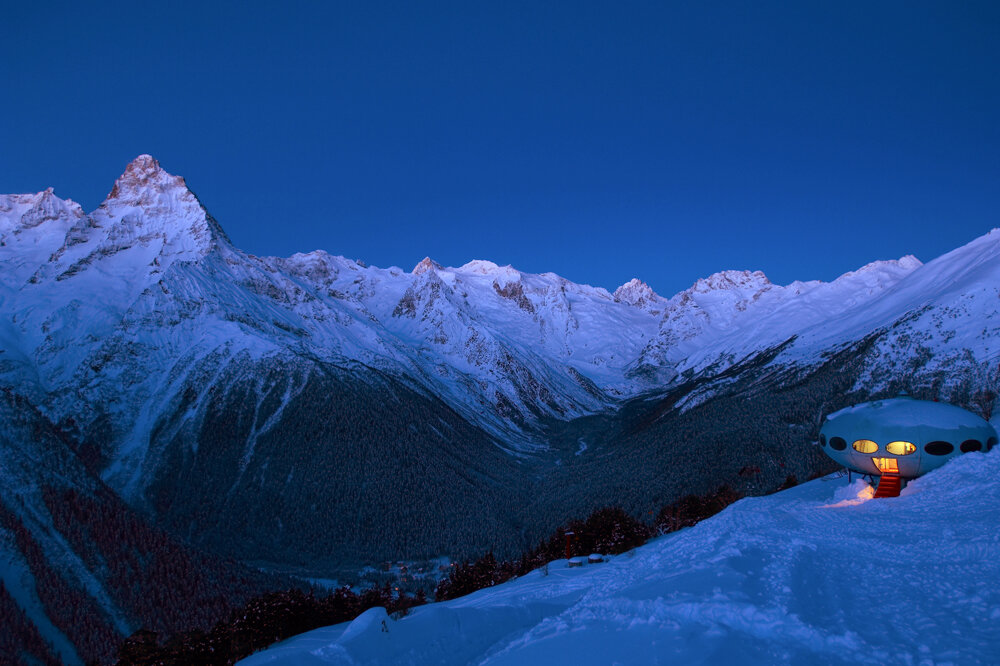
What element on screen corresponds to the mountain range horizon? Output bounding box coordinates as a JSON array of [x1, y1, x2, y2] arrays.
[[18, 154, 956, 298]]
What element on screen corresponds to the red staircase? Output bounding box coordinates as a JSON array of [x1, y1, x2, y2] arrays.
[[873, 473, 902, 498]]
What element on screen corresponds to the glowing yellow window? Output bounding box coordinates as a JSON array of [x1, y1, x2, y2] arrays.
[[886, 441, 916, 456], [852, 439, 879, 453]]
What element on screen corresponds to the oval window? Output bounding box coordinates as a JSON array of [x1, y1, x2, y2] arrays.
[[924, 441, 954, 456], [829, 437, 847, 451], [819, 434, 827, 447], [960, 439, 982, 453], [852, 439, 878, 453], [886, 441, 916, 456]]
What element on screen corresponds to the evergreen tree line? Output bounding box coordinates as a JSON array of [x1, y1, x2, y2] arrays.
[[143, 360, 535, 568], [128, 334, 918, 581], [115, 484, 748, 665], [0, 484, 286, 665], [149, 349, 839, 575], [0, 579, 62, 666], [435, 485, 745, 601], [0, 500, 122, 664], [114, 585, 425, 666], [41, 486, 283, 641]]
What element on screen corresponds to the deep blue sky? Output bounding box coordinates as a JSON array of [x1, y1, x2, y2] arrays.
[[3, 1, 999, 296]]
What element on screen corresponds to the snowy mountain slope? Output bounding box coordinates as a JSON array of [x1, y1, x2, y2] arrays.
[[631, 257, 923, 380], [273, 251, 663, 426], [243, 449, 1000, 666], [0, 389, 282, 664], [671, 231, 1000, 413], [829, 231, 1000, 397]]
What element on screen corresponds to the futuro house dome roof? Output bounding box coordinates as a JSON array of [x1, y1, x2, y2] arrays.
[[819, 396, 998, 479], [825, 396, 990, 431]]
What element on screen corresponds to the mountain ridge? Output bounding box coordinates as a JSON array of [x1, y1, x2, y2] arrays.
[[4, 157, 998, 456], [5, 157, 999, 454]]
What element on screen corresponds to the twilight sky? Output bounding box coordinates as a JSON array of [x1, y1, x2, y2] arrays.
[[3, 1, 999, 296]]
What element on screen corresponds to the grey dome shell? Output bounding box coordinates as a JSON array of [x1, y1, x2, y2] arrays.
[[819, 396, 998, 478]]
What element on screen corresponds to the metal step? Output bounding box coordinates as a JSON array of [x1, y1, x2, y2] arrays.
[[873, 473, 902, 498]]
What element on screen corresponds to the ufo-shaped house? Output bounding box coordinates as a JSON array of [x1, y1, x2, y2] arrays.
[[819, 396, 998, 497]]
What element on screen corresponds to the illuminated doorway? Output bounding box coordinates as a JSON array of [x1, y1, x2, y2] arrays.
[[872, 457, 898, 474]]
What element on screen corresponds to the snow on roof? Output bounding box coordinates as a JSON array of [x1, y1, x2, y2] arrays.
[[827, 396, 992, 430]]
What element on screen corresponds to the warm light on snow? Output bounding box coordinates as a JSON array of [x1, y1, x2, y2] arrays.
[[821, 479, 874, 508]]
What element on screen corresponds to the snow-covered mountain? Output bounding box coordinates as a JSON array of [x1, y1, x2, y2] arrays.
[[241, 449, 1000, 666], [1, 156, 997, 534], [3, 156, 1000, 662], [1, 156, 664, 463], [5, 157, 995, 461], [630, 258, 924, 380]]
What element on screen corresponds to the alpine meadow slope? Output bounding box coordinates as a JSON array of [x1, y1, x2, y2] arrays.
[[1, 156, 999, 662]]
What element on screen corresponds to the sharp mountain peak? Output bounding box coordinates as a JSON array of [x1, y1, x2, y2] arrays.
[[105, 154, 187, 203], [413, 256, 443, 274], [688, 269, 772, 294], [613, 278, 661, 306]]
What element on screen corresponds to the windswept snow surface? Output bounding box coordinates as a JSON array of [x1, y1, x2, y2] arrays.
[[242, 450, 1000, 665]]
